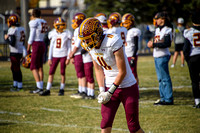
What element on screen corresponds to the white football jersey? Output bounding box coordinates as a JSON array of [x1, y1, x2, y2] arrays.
[[89, 33, 136, 88], [7, 26, 25, 54], [184, 27, 200, 56], [153, 26, 172, 57], [28, 18, 48, 44], [125, 27, 141, 57], [106, 26, 127, 45], [48, 28, 56, 40], [48, 30, 72, 59], [82, 52, 92, 63], [71, 27, 82, 56]]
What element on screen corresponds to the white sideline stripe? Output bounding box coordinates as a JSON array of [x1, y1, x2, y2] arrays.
[[0, 111, 23, 116], [80, 105, 100, 110], [139, 85, 191, 90], [41, 108, 66, 112], [0, 119, 129, 132]]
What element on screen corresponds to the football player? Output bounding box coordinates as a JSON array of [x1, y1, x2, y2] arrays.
[[147, 12, 174, 105], [69, 12, 87, 98], [121, 13, 141, 84], [4, 14, 25, 91], [94, 13, 109, 33], [183, 11, 200, 108], [40, 17, 72, 96], [78, 18, 144, 133], [27, 8, 48, 94], [106, 12, 127, 46]]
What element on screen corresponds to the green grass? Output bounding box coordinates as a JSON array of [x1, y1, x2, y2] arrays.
[[0, 55, 199, 133]]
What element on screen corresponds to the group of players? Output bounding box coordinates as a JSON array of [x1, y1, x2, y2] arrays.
[[4, 8, 200, 132]]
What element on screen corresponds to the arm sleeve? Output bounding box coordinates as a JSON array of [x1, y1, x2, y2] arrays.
[[5, 35, 16, 47], [48, 39, 54, 60], [183, 38, 191, 62], [28, 27, 36, 45], [153, 34, 171, 48], [132, 36, 138, 57]]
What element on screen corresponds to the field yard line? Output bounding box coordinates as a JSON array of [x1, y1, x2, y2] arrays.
[[41, 107, 66, 112], [0, 119, 129, 132], [0, 111, 23, 116], [80, 105, 101, 110]]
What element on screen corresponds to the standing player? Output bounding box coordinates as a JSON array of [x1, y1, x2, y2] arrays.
[[121, 13, 141, 84], [27, 8, 48, 93], [147, 12, 174, 105], [69, 13, 87, 98], [40, 17, 72, 96], [183, 11, 200, 108], [171, 17, 185, 68], [4, 14, 25, 91], [79, 18, 144, 133], [107, 12, 127, 46]]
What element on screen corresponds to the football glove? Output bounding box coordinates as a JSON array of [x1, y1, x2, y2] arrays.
[[130, 58, 135, 67], [97, 91, 112, 104]]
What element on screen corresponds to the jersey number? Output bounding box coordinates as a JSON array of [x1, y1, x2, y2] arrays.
[[121, 32, 126, 45], [97, 56, 112, 70], [20, 31, 25, 42], [56, 38, 61, 48], [193, 33, 200, 47], [41, 22, 48, 33]]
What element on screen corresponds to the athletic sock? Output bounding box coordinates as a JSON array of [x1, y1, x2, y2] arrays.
[[46, 82, 52, 90], [60, 83, 65, 90], [90, 88, 94, 96], [17, 82, 23, 89], [13, 81, 17, 87], [82, 87, 87, 93], [78, 86, 82, 93], [87, 88, 90, 96], [36, 82, 42, 89], [195, 98, 200, 105], [40, 81, 43, 89]]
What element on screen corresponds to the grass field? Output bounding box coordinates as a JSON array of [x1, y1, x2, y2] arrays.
[[0, 55, 199, 133]]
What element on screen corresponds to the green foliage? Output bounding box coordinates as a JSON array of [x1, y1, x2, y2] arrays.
[[0, 56, 199, 133], [83, 0, 200, 24]]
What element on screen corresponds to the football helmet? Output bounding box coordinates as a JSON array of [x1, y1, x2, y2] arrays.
[[78, 18, 103, 51], [94, 13, 107, 18], [53, 17, 66, 33], [107, 12, 121, 28], [7, 14, 19, 27], [71, 12, 86, 29], [121, 13, 135, 29], [22, 53, 31, 68], [94, 13, 107, 24]]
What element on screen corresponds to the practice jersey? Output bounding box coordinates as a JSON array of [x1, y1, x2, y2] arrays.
[[48, 29, 72, 59], [174, 26, 185, 44], [82, 52, 92, 63], [71, 27, 82, 56], [48, 28, 56, 40], [28, 18, 48, 44], [153, 26, 172, 58], [89, 33, 136, 88], [7, 26, 25, 54], [184, 27, 200, 57], [125, 27, 141, 57], [106, 26, 127, 46]]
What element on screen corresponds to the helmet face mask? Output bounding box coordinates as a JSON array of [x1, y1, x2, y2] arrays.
[[71, 13, 86, 29], [54, 17, 66, 33], [79, 18, 103, 51], [121, 13, 135, 29]]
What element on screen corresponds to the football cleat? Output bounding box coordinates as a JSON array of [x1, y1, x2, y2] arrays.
[[10, 86, 18, 92], [30, 87, 43, 94], [39, 90, 50, 96], [58, 89, 64, 96], [22, 53, 31, 68], [78, 18, 103, 51]]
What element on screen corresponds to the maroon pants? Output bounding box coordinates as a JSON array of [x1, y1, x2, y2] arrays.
[[74, 54, 85, 78], [10, 53, 22, 82], [30, 41, 45, 70], [49, 57, 67, 75], [84, 62, 94, 83], [101, 84, 140, 132]]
